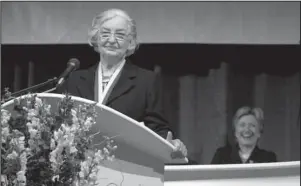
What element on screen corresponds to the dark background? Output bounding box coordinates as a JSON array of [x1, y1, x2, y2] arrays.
[[1, 44, 300, 163], [2, 44, 300, 89]]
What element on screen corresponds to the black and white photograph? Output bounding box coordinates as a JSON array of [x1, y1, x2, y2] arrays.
[[1, 1, 300, 186]]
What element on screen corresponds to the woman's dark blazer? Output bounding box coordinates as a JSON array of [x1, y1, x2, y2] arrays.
[[211, 144, 277, 164], [56, 60, 171, 139]]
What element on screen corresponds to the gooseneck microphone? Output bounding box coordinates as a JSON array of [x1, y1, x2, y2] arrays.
[[1, 58, 80, 103], [56, 58, 80, 87]]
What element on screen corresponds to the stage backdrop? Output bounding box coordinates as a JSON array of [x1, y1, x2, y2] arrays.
[[1, 1, 300, 44], [1, 44, 300, 164]]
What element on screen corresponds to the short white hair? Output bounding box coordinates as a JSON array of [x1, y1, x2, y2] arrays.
[[88, 9, 139, 57]]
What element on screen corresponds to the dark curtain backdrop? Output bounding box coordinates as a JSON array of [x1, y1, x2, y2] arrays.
[[1, 44, 300, 164]]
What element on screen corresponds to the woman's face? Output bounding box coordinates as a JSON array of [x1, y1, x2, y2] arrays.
[[235, 115, 261, 146], [97, 16, 132, 59]]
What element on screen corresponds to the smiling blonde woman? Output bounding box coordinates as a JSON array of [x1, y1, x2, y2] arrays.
[[211, 106, 277, 164]]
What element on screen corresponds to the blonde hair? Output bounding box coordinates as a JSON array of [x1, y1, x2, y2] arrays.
[[233, 106, 264, 133], [87, 9, 139, 57]]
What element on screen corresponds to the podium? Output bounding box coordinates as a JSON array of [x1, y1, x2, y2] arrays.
[[1, 93, 188, 186], [164, 161, 300, 186]]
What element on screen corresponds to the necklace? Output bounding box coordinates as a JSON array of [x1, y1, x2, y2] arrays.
[[100, 62, 121, 91], [239, 151, 251, 163]]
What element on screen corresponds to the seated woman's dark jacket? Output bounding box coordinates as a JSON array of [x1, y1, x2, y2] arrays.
[[211, 144, 277, 164]]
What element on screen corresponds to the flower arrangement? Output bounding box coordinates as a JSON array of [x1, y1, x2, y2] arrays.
[[1, 93, 117, 186]]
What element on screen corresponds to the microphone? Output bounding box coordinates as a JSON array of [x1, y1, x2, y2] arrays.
[[56, 58, 80, 87]]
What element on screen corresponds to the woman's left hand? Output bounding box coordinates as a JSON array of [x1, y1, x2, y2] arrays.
[[166, 131, 188, 159]]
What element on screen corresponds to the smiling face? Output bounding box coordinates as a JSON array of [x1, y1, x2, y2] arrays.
[[97, 16, 133, 60], [235, 114, 261, 146]]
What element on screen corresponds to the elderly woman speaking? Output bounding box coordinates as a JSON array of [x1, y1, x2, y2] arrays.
[[57, 9, 187, 159], [211, 106, 277, 164]]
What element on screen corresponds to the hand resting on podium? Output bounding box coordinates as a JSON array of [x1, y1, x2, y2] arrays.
[[139, 123, 187, 159], [166, 131, 188, 159]]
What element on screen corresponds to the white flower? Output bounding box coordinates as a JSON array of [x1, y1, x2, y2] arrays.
[[28, 128, 38, 138], [71, 109, 77, 116], [31, 117, 40, 127], [94, 150, 104, 163], [107, 155, 115, 162], [49, 150, 57, 168], [49, 147, 64, 172], [103, 147, 109, 155], [54, 129, 63, 141], [70, 146, 78, 154], [79, 180, 89, 186], [1, 127, 10, 143], [52, 175, 59, 182], [28, 139, 40, 152], [88, 170, 98, 180], [26, 99, 31, 107], [19, 152, 27, 171], [1, 110, 11, 125], [22, 107, 29, 112], [61, 124, 70, 134], [27, 109, 37, 120], [10, 136, 25, 151], [50, 138, 56, 150], [71, 122, 79, 133], [1, 175, 8, 186], [7, 151, 18, 159], [44, 104, 51, 114], [16, 171, 26, 186], [26, 122, 32, 128], [79, 161, 90, 178], [28, 139, 34, 147], [34, 97, 43, 108], [71, 112, 80, 132], [83, 117, 94, 131], [18, 136, 25, 151]]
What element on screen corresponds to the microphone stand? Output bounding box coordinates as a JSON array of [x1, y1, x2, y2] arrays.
[[42, 87, 57, 93], [1, 77, 58, 104]]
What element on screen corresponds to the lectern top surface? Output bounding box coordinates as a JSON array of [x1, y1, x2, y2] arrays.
[[1, 93, 188, 164]]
